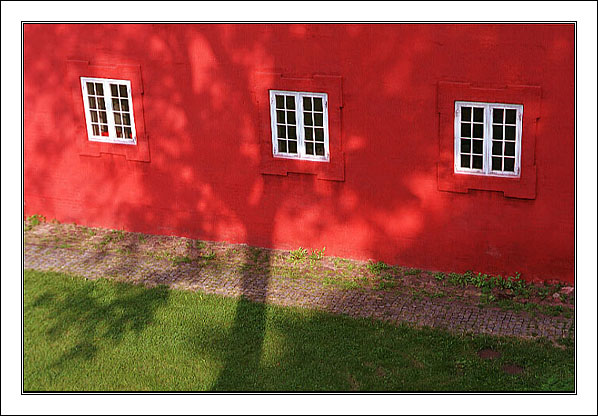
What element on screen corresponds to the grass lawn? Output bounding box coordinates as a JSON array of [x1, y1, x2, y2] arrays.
[[24, 269, 574, 392]]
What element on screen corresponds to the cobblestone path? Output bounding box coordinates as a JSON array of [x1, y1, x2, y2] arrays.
[[25, 244, 573, 341]]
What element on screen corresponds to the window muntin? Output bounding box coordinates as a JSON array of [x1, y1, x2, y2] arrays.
[[270, 90, 329, 161], [80, 77, 137, 144], [455, 101, 522, 177]]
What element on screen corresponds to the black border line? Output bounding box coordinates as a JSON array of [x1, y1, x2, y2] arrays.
[[21, 20, 577, 396]]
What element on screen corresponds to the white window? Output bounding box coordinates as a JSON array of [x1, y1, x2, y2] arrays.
[[80, 77, 137, 144], [455, 101, 523, 176], [269, 90, 329, 161]]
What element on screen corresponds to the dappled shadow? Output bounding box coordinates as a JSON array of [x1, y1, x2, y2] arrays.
[[24, 23, 574, 390], [31, 280, 169, 367], [24, 23, 575, 281]]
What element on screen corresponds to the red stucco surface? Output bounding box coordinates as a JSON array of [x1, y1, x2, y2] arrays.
[[24, 24, 575, 283]]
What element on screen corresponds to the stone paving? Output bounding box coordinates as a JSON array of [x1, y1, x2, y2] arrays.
[[24, 244, 574, 341]]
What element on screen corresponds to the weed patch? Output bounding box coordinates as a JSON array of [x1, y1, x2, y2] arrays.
[[366, 260, 390, 275], [308, 247, 326, 261], [24, 214, 46, 231], [289, 247, 309, 262], [171, 255, 192, 265]]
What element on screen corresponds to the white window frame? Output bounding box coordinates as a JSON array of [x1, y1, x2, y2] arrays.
[[454, 101, 523, 177], [269, 90, 329, 162], [80, 77, 137, 145]]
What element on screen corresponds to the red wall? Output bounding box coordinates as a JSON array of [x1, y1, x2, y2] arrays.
[[24, 24, 575, 283]]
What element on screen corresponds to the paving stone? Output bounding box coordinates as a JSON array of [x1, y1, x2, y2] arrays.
[[24, 244, 573, 341]]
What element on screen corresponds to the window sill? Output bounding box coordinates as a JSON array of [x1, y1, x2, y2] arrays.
[[88, 137, 137, 145], [454, 170, 520, 179], [273, 153, 330, 163]]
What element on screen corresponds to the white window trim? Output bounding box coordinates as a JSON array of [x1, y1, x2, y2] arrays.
[[454, 101, 523, 178], [80, 77, 137, 145], [269, 90, 330, 162]]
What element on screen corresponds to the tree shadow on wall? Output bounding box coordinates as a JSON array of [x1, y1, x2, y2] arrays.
[[25, 23, 518, 390]]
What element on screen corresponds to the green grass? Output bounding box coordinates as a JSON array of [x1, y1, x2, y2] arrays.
[[24, 269, 574, 392]]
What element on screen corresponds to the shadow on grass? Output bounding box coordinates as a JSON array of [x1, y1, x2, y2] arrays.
[[31, 276, 170, 368], [210, 246, 271, 391]]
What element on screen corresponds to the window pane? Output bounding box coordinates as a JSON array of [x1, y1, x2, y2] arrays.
[[460, 154, 470, 168], [90, 111, 98, 123], [473, 107, 484, 122], [114, 113, 121, 124], [461, 106, 471, 121], [460, 138, 471, 153], [286, 96, 295, 109], [99, 111, 107, 123], [492, 124, 503, 140], [276, 95, 284, 109], [305, 142, 314, 155], [101, 124, 108, 134], [314, 113, 323, 126], [304, 112, 313, 126], [473, 123, 484, 138], [119, 85, 128, 97], [88, 97, 96, 109], [116, 126, 123, 138], [287, 125, 296, 140], [278, 139, 287, 153], [111, 84, 118, 97], [86, 82, 95, 94], [492, 140, 502, 155], [288, 140, 297, 154], [112, 98, 120, 111], [287, 111, 296, 125], [472, 155, 483, 169], [276, 110, 285, 124], [315, 142, 325, 156], [92, 124, 100, 136], [303, 97, 312, 111], [504, 141, 515, 156], [493, 108, 504, 124], [460, 123, 471, 138], [313, 98, 323, 111], [121, 99, 129, 111], [123, 113, 130, 126], [505, 125, 516, 140], [277, 125, 286, 138], [472, 139, 483, 154], [95, 83, 103, 95], [124, 127, 132, 138], [505, 109, 517, 124], [305, 127, 313, 140], [492, 157, 502, 171], [315, 128, 324, 141], [97, 97, 105, 110], [504, 158, 515, 172]]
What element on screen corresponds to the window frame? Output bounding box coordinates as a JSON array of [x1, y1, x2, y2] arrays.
[[80, 76, 137, 145], [454, 101, 523, 178], [269, 90, 329, 162]]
